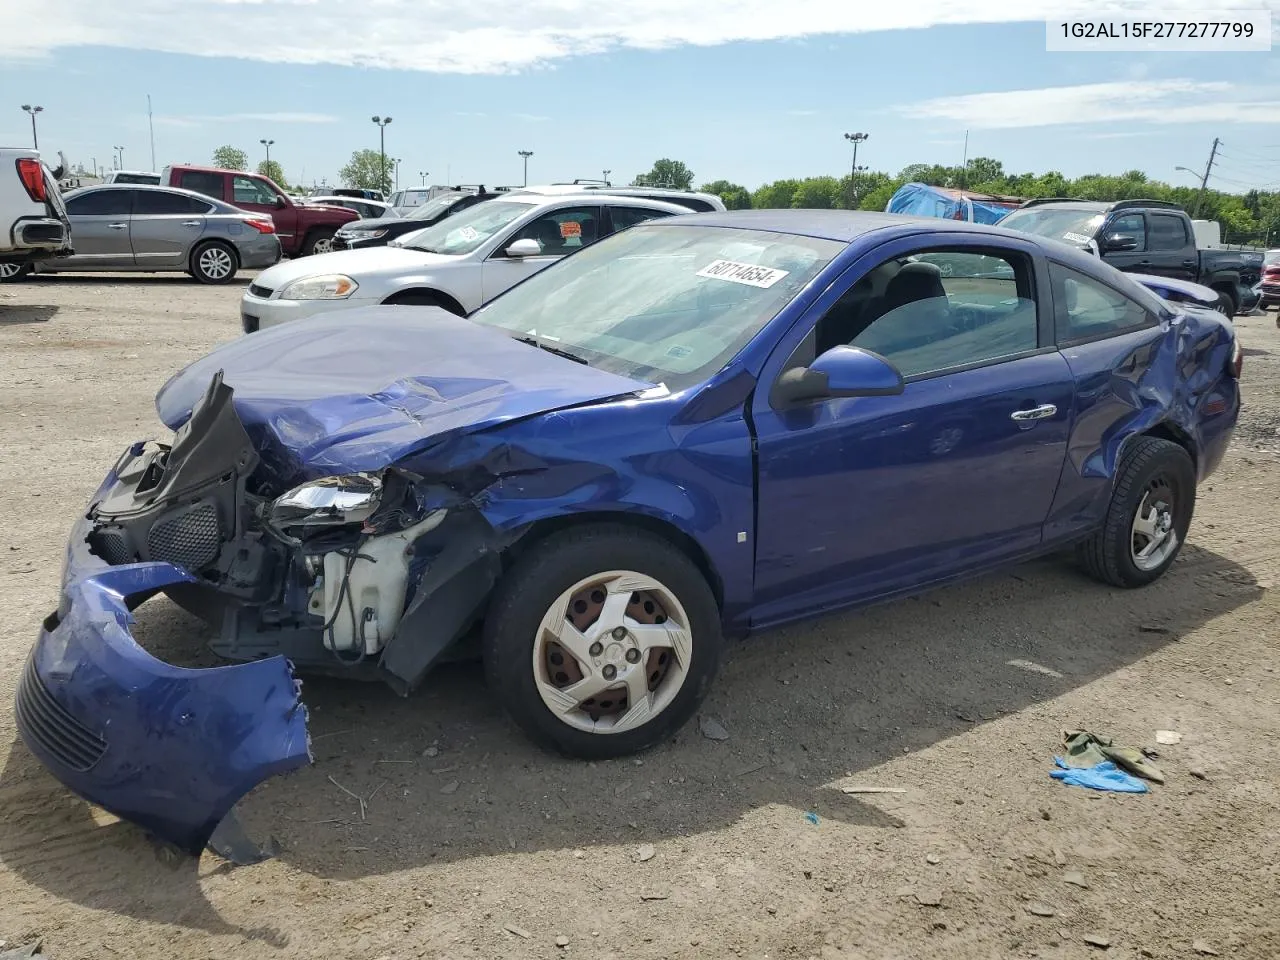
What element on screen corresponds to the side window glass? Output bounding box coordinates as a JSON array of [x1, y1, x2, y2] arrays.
[[1148, 214, 1188, 251], [1050, 263, 1153, 342], [134, 191, 212, 215], [66, 189, 133, 216], [610, 206, 676, 232], [813, 249, 1039, 378], [232, 175, 277, 205], [179, 171, 224, 199], [509, 206, 600, 254], [1105, 213, 1146, 252]]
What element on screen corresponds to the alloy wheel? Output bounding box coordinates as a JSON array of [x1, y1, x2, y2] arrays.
[[199, 246, 234, 280], [1130, 477, 1179, 571]]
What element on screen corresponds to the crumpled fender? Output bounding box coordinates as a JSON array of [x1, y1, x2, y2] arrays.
[[16, 511, 311, 856]]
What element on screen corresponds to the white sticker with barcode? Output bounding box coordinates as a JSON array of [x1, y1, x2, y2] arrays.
[[696, 259, 789, 288]]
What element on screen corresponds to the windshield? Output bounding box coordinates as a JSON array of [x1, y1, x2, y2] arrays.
[[468, 224, 843, 390], [408, 193, 469, 221], [395, 200, 534, 255], [998, 207, 1106, 245], [394, 189, 432, 208]]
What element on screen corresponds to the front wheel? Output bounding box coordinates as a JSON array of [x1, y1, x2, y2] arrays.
[[1214, 290, 1237, 316], [190, 241, 239, 284], [302, 229, 336, 256], [0, 262, 32, 284], [1076, 437, 1196, 588], [483, 525, 722, 759]]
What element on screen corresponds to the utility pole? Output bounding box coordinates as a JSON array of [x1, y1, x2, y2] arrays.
[[843, 131, 869, 201], [147, 94, 156, 170], [21, 105, 43, 149], [1192, 137, 1220, 219], [392, 158, 401, 191], [959, 129, 970, 188], [371, 115, 392, 192], [518, 149, 533, 187]]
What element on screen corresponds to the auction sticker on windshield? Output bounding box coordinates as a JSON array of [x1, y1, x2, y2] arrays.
[[697, 259, 788, 288], [1062, 232, 1092, 244]]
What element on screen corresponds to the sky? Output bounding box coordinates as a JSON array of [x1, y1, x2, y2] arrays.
[[3, 0, 1280, 194]]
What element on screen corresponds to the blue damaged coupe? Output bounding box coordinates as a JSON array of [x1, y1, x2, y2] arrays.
[[18, 210, 1241, 854]]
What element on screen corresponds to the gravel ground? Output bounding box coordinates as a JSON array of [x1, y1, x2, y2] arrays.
[[0, 273, 1278, 960]]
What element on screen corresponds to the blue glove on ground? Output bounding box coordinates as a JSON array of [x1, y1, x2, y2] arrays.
[[1050, 758, 1148, 793]]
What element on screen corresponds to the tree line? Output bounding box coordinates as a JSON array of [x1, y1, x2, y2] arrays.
[[633, 157, 1280, 247]]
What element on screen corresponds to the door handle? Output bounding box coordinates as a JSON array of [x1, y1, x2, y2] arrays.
[[107, 222, 127, 230], [1182, 259, 1197, 267], [181, 220, 202, 226], [1010, 404, 1057, 422]]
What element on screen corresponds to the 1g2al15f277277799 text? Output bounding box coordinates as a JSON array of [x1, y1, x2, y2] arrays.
[[1046, 13, 1271, 51]]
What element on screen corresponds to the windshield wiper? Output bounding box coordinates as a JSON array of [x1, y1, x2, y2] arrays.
[[513, 335, 589, 365]]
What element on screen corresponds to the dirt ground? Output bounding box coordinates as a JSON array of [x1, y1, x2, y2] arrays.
[[0, 273, 1277, 960]]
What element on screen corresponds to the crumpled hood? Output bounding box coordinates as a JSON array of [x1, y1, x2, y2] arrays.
[[155, 307, 653, 478], [253, 245, 462, 292]]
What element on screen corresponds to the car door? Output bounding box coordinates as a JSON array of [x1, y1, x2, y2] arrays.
[[1143, 212, 1198, 281], [481, 205, 602, 301], [1097, 212, 1148, 274], [749, 235, 1075, 627], [60, 188, 136, 268], [129, 190, 213, 267]]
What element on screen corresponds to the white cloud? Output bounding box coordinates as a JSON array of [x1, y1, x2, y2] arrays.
[[155, 112, 339, 127], [513, 113, 550, 122], [902, 79, 1280, 128], [2, 0, 1268, 73], [788, 109, 819, 117]]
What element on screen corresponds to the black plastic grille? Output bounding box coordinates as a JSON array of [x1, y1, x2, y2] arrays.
[[248, 282, 274, 299], [88, 528, 134, 566], [146, 502, 221, 570], [15, 655, 107, 772]]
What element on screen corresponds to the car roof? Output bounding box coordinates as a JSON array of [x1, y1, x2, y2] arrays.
[[62, 182, 251, 211], [647, 208, 936, 241], [493, 191, 693, 213]]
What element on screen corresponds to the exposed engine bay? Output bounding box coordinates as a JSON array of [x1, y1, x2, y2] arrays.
[[83, 371, 508, 690]]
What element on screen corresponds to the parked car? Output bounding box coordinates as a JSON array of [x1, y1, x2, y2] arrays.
[[18, 210, 1241, 855], [0, 147, 72, 281], [333, 189, 498, 251], [160, 164, 358, 256], [1259, 249, 1279, 316], [240, 192, 690, 331], [5, 184, 280, 283], [303, 195, 397, 220], [330, 187, 386, 203], [998, 199, 1262, 315], [387, 184, 485, 214], [516, 182, 728, 212], [102, 170, 162, 185]]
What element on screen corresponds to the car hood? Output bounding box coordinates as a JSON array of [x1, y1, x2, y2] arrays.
[[155, 307, 653, 479], [254, 245, 463, 290], [338, 215, 408, 231], [1129, 272, 1220, 307]]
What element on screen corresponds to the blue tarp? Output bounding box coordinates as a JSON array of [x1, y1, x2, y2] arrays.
[[886, 182, 1021, 225]]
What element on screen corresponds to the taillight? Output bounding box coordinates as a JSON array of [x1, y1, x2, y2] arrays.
[[244, 218, 275, 234], [16, 158, 46, 203], [1228, 337, 1243, 378]]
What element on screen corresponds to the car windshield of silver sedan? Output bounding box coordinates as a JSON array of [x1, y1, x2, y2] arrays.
[[468, 224, 843, 389], [394, 200, 535, 255]]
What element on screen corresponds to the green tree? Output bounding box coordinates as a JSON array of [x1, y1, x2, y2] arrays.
[[752, 179, 801, 209], [790, 176, 842, 209], [962, 156, 1004, 187], [699, 180, 753, 210], [634, 158, 694, 190], [256, 159, 287, 189], [212, 145, 248, 171], [339, 149, 392, 194]]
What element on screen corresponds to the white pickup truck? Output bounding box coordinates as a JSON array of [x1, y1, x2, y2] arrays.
[[0, 148, 72, 282]]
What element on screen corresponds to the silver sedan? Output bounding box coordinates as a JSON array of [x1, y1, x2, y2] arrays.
[[0, 184, 282, 284]]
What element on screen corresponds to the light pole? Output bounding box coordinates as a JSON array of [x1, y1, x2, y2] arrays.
[[260, 138, 274, 167], [371, 115, 392, 193], [843, 131, 869, 201], [20, 105, 43, 149], [603, 169, 611, 185], [419, 170, 427, 185], [518, 149, 533, 187], [114, 145, 125, 170]]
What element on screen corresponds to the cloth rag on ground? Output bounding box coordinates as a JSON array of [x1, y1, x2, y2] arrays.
[[1060, 729, 1165, 783]]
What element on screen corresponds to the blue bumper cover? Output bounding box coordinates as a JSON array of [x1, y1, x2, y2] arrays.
[[15, 464, 311, 855]]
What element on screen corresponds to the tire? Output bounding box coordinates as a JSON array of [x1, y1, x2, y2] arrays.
[[482, 524, 722, 759], [384, 289, 466, 316], [301, 228, 336, 256], [1075, 437, 1196, 588], [190, 241, 239, 284], [1213, 289, 1236, 316], [0, 262, 31, 284]]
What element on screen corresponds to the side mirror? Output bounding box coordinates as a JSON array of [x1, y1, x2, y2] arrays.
[[773, 346, 905, 405], [504, 238, 542, 258], [274, 195, 289, 209], [1101, 232, 1138, 252]]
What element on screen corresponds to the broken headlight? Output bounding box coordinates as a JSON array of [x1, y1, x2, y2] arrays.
[[269, 474, 383, 529]]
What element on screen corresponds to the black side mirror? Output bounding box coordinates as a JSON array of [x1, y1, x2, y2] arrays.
[[773, 346, 905, 405], [1101, 232, 1138, 252], [275, 195, 288, 209]]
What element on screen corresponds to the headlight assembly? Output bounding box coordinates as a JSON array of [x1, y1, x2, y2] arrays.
[[269, 474, 382, 528], [279, 274, 359, 300]]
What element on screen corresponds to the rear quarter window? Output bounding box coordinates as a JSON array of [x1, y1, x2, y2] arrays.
[[1050, 262, 1156, 344]]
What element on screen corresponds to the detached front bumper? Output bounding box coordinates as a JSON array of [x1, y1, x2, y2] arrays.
[[15, 461, 311, 855]]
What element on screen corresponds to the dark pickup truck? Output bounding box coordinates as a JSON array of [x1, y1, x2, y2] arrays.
[[999, 199, 1262, 315]]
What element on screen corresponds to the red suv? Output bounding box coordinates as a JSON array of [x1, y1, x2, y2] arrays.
[[160, 165, 358, 257]]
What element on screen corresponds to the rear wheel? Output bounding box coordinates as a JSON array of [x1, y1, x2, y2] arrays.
[[0, 262, 31, 284], [190, 241, 238, 284], [1214, 289, 1237, 316], [302, 228, 336, 256], [1076, 437, 1196, 588], [483, 525, 722, 759]]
